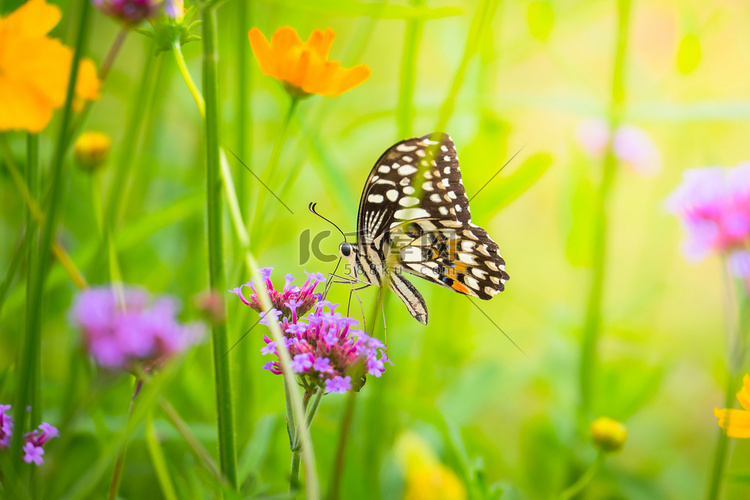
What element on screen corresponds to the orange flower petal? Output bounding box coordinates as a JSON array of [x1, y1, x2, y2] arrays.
[[303, 60, 340, 95], [3, 0, 61, 40], [306, 28, 335, 59], [248, 28, 277, 79], [270, 27, 303, 81], [715, 407, 750, 438], [287, 49, 311, 89], [328, 64, 371, 97], [75, 58, 101, 103], [0, 79, 54, 133], [738, 374, 750, 412]]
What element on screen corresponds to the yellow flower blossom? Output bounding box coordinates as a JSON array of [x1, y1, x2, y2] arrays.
[[248, 26, 370, 98], [74, 131, 111, 172], [0, 0, 100, 133], [715, 374, 750, 438], [395, 432, 467, 500]]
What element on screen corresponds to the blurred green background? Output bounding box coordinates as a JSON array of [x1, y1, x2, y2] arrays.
[[1, 0, 748, 498]]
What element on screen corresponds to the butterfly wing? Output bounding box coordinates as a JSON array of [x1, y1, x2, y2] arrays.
[[356, 133, 509, 322]]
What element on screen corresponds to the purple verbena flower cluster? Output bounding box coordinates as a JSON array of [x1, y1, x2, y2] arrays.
[[92, 0, 161, 24], [666, 165, 750, 274], [72, 286, 203, 371], [0, 405, 59, 466], [260, 300, 390, 394], [228, 269, 390, 393], [228, 267, 323, 320]]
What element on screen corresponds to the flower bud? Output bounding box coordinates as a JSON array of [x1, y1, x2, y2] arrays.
[[590, 417, 627, 453], [92, 0, 161, 25], [73, 131, 111, 173]]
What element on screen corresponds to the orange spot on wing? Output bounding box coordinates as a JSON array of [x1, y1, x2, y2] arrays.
[[452, 281, 470, 294]]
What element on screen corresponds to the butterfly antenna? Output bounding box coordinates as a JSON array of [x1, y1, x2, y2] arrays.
[[308, 202, 347, 242]]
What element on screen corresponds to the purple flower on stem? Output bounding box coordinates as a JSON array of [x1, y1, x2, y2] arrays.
[[71, 286, 203, 371], [292, 354, 314, 373], [1, 404, 59, 466], [325, 376, 352, 394], [23, 442, 44, 465], [666, 165, 750, 262], [313, 357, 331, 372]]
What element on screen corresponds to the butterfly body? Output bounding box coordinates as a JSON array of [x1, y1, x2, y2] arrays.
[[340, 133, 509, 325]]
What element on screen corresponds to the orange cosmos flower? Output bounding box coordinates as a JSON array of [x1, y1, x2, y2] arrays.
[[248, 26, 370, 98], [0, 0, 100, 133], [715, 374, 750, 438]]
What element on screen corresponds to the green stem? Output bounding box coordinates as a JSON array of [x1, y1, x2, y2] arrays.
[[10, 0, 92, 464], [706, 267, 750, 500], [236, 0, 251, 216], [173, 43, 206, 115], [397, 0, 425, 139], [145, 413, 178, 500], [201, 5, 238, 490], [25, 134, 40, 431], [249, 96, 299, 244], [330, 390, 358, 500], [579, 0, 632, 417], [108, 379, 142, 500], [559, 453, 606, 500]]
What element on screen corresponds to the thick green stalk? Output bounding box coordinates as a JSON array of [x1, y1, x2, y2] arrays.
[[236, 0, 251, 214], [26, 134, 40, 433], [202, 4, 238, 489], [397, 0, 425, 138], [235, 0, 255, 447], [10, 0, 92, 462], [579, 0, 632, 416]]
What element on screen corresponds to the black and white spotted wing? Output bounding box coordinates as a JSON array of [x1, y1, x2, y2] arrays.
[[349, 133, 510, 324]]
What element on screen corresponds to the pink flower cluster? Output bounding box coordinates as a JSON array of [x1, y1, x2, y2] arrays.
[[577, 119, 662, 176], [228, 267, 323, 320], [228, 269, 390, 393], [261, 301, 390, 393], [665, 165, 750, 272], [0, 405, 59, 466], [72, 286, 203, 371]]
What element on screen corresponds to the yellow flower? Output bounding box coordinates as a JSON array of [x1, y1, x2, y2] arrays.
[[715, 374, 750, 438], [395, 432, 467, 500], [74, 131, 111, 173], [590, 417, 627, 453], [248, 26, 370, 98], [0, 0, 100, 133]]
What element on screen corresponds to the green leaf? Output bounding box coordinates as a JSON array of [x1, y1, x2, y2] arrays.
[[145, 414, 179, 500], [527, 1, 554, 41], [238, 414, 280, 487], [256, 0, 462, 19], [676, 33, 701, 75]]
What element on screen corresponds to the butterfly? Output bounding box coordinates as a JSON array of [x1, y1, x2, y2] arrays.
[[337, 133, 510, 324]]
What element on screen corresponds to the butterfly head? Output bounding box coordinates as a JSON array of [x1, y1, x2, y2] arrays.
[[338, 242, 355, 259]]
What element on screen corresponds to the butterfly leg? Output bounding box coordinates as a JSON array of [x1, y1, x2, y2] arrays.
[[347, 283, 370, 330]]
